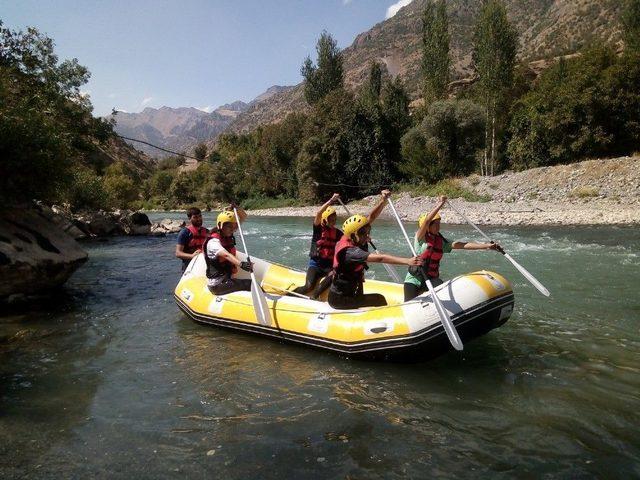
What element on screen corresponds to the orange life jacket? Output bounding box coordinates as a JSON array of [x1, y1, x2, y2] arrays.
[[331, 236, 367, 297], [185, 225, 208, 254], [310, 225, 342, 262], [204, 230, 238, 279]]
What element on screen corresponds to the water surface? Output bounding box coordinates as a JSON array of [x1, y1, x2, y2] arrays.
[[1, 216, 638, 478]]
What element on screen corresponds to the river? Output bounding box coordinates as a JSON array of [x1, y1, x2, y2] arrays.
[[1, 215, 638, 478]]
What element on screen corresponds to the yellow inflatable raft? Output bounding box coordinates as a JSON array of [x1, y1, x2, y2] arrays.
[[174, 253, 515, 360]]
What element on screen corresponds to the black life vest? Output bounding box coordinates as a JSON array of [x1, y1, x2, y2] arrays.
[[184, 225, 208, 254], [331, 236, 368, 297], [309, 225, 342, 262], [204, 230, 238, 280]]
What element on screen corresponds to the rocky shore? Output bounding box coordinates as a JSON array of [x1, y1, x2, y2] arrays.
[[249, 157, 640, 226]]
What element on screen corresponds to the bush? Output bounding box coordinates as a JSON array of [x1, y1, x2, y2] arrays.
[[400, 99, 485, 183], [67, 167, 109, 210]]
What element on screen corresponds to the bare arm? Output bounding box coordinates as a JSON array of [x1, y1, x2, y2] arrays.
[[175, 244, 200, 261], [217, 248, 242, 266], [229, 203, 248, 223], [314, 193, 340, 226], [367, 189, 391, 224], [452, 241, 504, 253], [367, 253, 421, 266], [415, 195, 447, 241]]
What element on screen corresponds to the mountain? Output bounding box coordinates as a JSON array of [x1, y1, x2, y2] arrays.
[[224, 0, 623, 135], [108, 85, 296, 158], [108, 103, 249, 158]]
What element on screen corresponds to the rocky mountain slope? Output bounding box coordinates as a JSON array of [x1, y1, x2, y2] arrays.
[[225, 0, 622, 135], [110, 85, 293, 158]]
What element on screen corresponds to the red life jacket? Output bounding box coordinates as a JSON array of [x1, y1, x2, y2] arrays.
[[419, 233, 445, 279], [185, 225, 208, 254], [204, 230, 238, 279], [331, 236, 367, 297], [310, 225, 342, 262]]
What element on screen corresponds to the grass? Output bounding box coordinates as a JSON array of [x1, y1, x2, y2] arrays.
[[395, 179, 492, 202], [569, 186, 599, 198]]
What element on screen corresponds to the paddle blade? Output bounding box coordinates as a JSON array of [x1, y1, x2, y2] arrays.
[[383, 263, 402, 283], [427, 280, 463, 351], [250, 272, 272, 326], [504, 253, 550, 297]]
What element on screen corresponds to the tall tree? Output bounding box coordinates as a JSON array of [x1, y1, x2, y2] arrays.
[[301, 31, 344, 105], [622, 0, 640, 52], [472, 0, 518, 176], [421, 0, 450, 105]]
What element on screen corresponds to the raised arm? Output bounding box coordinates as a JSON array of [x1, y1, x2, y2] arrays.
[[452, 241, 505, 253], [367, 189, 391, 224], [415, 195, 447, 241], [230, 203, 248, 223], [314, 193, 340, 226]]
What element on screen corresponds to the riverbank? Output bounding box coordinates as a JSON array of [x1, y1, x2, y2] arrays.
[[249, 157, 640, 226]]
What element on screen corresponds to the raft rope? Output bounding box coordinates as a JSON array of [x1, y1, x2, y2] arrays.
[[116, 134, 201, 160]]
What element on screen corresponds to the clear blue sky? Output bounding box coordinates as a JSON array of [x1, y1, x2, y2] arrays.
[[3, 0, 413, 116]]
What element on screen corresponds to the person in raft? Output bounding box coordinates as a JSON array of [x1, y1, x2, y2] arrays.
[[403, 195, 505, 302], [175, 207, 209, 271], [203, 206, 254, 295], [328, 190, 421, 310], [293, 193, 344, 299]]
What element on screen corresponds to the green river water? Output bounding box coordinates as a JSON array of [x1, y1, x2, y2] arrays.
[[1, 214, 638, 478]]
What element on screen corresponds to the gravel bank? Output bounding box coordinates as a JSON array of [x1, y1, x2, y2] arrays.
[[249, 157, 640, 226]]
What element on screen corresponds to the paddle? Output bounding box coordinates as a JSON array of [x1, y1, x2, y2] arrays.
[[386, 197, 464, 351], [336, 198, 402, 283], [233, 208, 273, 326], [446, 200, 550, 297]]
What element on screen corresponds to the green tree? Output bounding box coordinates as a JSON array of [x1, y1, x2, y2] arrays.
[[472, 0, 518, 176], [193, 143, 208, 161], [622, 0, 640, 52], [0, 23, 113, 206], [400, 99, 485, 183], [507, 44, 640, 169], [421, 0, 450, 105], [301, 31, 344, 105]]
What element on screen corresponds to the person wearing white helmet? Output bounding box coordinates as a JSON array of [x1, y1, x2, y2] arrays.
[[293, 193, 344, 298], [403, 195, 505, 301], [203, 204, 253, 295], [328, 190, 421, 309]]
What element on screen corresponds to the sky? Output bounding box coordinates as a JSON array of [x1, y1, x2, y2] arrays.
[[2, 0, 414, 117]]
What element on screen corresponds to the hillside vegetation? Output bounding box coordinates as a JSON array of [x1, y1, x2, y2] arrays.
[[0, 23, 155, 210]]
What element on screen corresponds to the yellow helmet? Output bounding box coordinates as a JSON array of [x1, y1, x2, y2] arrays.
[[216, 210, 237, 230], [321, 207, 337, 226], [343, 214, 369, 241], [418, 212, 441, 228]]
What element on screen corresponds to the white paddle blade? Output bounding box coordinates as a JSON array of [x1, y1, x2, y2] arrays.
[[504, 254, 550, 297], [427, 280, 463, 351], [250, 272, 272, 326], [383, 262, 402, 283]]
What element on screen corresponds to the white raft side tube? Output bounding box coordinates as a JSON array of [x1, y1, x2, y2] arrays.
[[182, 253, 207, 279], [399, 273, 503, 334]]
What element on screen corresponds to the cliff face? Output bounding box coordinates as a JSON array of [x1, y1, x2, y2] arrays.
[[223, 0, 622, 135]]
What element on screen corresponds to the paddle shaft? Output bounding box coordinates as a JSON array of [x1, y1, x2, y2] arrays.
[[446, 200, 550, 296], [386, 198, 463, 351], [336, 199, 402, 283], [233, 208, 273, 325]]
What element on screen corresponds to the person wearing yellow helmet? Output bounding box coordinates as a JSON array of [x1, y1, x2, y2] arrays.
[[404, 195, 505, 301], [293, 193, 344, 298], [203, 204, 254, 295], [328, 190, 421, 309], [175, 207, 209, 271]]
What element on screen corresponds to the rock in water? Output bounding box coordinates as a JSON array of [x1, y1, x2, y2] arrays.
[[120, 211, 152, 235], [0, 208, 88, 299]]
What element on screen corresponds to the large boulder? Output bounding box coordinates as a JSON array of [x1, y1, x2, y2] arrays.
[[73, 210, 123, 236], [119, 211, 151, 235], [151, 218, 185, 234], [0, 208, 88, 299]]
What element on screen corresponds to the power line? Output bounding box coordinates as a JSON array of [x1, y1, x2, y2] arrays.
[[116, 134, 201, 160], [312, 180, 393, 189]]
